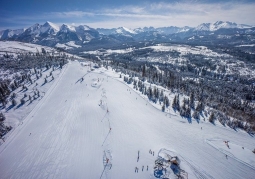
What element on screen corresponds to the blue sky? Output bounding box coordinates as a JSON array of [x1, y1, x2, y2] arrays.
[[0, 0, 255, 30]]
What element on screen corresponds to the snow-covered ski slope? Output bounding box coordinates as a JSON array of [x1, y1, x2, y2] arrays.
[[0, 61, 255, 179]]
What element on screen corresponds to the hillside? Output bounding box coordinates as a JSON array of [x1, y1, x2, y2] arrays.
[[0, 60, 255, 179], [1, 21, 255, 54]]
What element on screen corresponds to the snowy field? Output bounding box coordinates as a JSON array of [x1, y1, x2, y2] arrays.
[[0, 41, 54, 54], [0, 41, 83, 59], [82, 44, 229, 58], [0, 61, 255, 179], [55, 41, 81, 50]]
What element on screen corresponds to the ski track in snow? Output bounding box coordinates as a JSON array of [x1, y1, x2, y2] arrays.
[[205, 138, 255, 171], [0, 64, 68, 154], [0, 61, 255, 179]]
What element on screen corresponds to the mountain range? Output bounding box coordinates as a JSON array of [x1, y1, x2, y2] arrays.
[[0, 21, 254, 51]]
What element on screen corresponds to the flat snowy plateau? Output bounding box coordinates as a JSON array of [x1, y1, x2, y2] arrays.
[[0, 61, 255, 179]]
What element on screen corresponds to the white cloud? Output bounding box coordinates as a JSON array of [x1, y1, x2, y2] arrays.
[[49, 11, 94, 18], [55, 2, 255, 28], [1, 1, 255, 29]]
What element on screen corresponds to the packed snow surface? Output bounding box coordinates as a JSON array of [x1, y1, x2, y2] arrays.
[[55, 43, 73, 50], [82, 48, 134, 55], [0, 41, 54, 54], [0, 61, 255, 179], [0, 41, 83, 59], [55, 41, 81, 49], [66, 41, 81, 48]]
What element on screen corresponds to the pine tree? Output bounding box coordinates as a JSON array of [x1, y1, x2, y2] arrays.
[[12, 99, 17, 106], [180, 101, 186, 117], [186, 107, 191, 118], [172, 95, 177, 109], [192, 110, 200, 120], [20, 98, 25, 104], [142, 65, 146, 77], [148, 86, 153, 99], [11, 92, 16, 99], [143, 87, 147, 95], [0, 112, 6, 122], [209, 112, 215, 123], [196, 101, 204, 113], [162, 103, 165, 112], [159, 90, 164, 102], [165, 96, 170, 107], [176, 94, 180, 111], [190, 91, 195, 109]]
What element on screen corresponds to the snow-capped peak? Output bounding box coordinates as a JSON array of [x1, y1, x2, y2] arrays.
[[25, 23, 42, 34], [195, 21, 252, 31], [0, 28, 25, 39], [60, 24, 76, 32], [76, 25, 92, 31], [44, 21, 60, 31], [115, 27, 136, 34], [40, 21, 60, 34]]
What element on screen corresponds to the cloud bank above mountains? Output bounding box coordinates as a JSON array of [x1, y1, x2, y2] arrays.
[[0, 0, 255, 29]]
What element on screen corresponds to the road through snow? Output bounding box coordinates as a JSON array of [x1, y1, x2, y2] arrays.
[[0, 61, 255, 179]]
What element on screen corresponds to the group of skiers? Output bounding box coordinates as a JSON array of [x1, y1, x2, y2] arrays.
[[135, 166, 149, 173], [135, 165, 149, 173], [149, 149, 155, 156], [135, 150, 152, 173]]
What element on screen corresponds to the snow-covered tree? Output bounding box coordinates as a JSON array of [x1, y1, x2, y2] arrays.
[[12, 99, 17, 106], [20, 98, 25, 105], [164, 96, 170, 107], [172, 95, 180, 111], [162, 103, 165, 112], [192, 110, 200, 120], [196, 101, 204, 113], [172, 95, 177, 109], [0, 112, 5, 122], [209, 112, 215, 123]]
